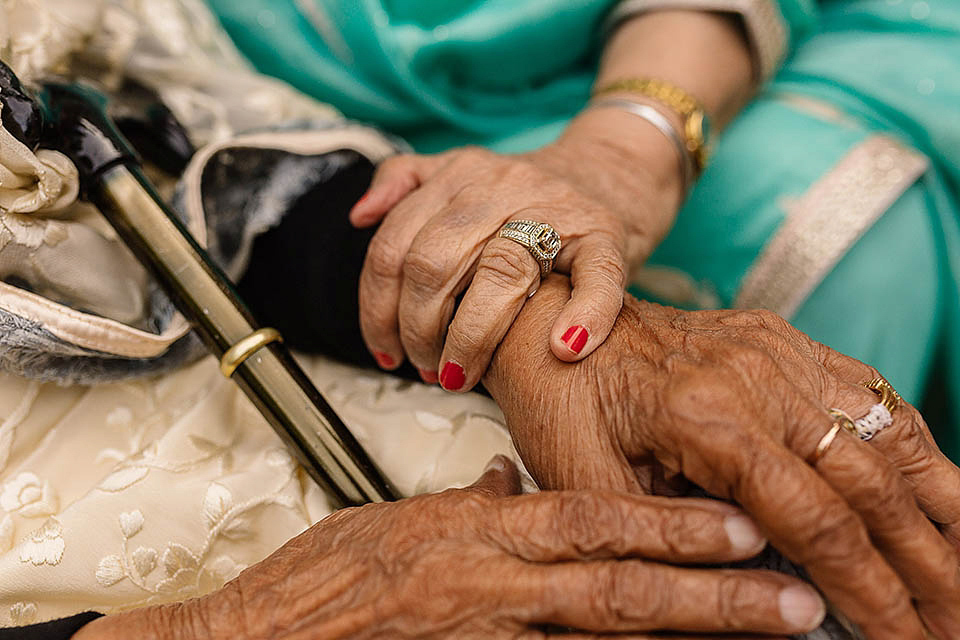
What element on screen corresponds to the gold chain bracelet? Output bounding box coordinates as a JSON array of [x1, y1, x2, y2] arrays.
[[592, 77, 711, 174]]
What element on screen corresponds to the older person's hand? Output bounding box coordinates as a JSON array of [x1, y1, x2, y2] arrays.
[[484, 276, 960, 640], [350, 110, 682, 391], [73, 457, 828, 639]]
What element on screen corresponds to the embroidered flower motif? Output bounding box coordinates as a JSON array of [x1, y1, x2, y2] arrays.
[[156, 543, 200, 595], [202, 482, 232, 529], [131, 546, 158, 578], [19, 517, 64, 566], [9, 601, 37, 625], [96, 554, 125, 587], [119, 509, 144, 539], [0, 472, 58, 517]]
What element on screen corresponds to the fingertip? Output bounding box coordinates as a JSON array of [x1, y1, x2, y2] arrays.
[[349, 195, 386, 228], [439, 360, 467, 392], [779, 584, 827, 632], [551, 324, 593, 362], [723, 514, 767, 556], [373, 350, 402, 371]]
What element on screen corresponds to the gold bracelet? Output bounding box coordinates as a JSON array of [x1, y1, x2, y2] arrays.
[[592, 77, 711, 173]]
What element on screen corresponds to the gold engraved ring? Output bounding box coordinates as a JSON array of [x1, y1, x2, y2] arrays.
[[497, 220, 562, 277], [863, 376, 901, 414], [220, 327, 283, 377]]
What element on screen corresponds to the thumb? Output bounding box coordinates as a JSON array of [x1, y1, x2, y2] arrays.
[[550, 236, 626, 362], [468, 455, 522, 498]]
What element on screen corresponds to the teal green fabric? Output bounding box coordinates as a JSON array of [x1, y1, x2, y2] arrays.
[[205, 0, 815, 152], [206, 0, 960, 458]]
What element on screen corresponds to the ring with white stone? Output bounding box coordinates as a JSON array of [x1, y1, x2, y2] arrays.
[[497, 220, 562, 277]]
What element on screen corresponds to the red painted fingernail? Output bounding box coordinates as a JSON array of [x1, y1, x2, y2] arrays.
[[418, 368, 439, 384], [561, 325, 589, 354], [349, 192, 370, 215], [440, 361, 465, 391], [373, 351, 395, 368]]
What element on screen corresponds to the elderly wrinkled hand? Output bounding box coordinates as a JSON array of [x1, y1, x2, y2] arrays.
[[484, 275, 960, 640], [350, 114, 680, 392], [74, 457, 828, 639]]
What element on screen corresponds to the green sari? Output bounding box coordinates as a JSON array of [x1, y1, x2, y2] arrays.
[[205, 0, 960, 458]]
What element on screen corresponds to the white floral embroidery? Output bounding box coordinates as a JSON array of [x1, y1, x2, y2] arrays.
[[0, 472, 59, 517], [19, 518, 64, 566], [119, 509, 145, 539], [96, 555, 125, 587], [9, 601, 38, 625], [202, 483, 232, 529], [131, 546, 158, 578], [98, 466, 149, 492]]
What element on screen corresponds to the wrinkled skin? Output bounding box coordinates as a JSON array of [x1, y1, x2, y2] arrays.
[[76, 458, 826, 639], [483, 275, 960, 640], [351, 119, 681, 390]]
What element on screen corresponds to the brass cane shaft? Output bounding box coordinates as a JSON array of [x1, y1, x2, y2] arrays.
[[91, 165, 398, 507]]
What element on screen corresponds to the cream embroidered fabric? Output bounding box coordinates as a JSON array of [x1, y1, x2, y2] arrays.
[[0, 353, 518, 625]]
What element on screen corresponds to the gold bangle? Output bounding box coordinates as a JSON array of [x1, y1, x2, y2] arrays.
[[220, 327, 283, 377], [592, 77, 711, 173]]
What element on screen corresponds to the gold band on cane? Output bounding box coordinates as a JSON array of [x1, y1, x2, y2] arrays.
[[220, 328, 283, 378], [863, 376, 901, 414]]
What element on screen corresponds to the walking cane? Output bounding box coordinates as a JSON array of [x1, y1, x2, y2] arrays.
[[0, 62, 398, 507]]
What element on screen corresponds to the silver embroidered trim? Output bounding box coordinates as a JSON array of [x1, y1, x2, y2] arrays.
[[734, 135, 929, 318], [605, 0, 788, 81]]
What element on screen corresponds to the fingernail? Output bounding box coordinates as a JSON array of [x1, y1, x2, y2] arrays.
[[440, 361, 465, 391], [723, 515, 765, 553], [418, 368, 439, 384], [349, 193, 370, 217], [778, 585, 826, 631], [561, 325, 589, 354], [484, 455, 508, 473], [373, 351, 395, 368]]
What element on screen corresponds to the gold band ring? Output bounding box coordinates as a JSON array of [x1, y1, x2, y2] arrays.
[[828, 408, 858, 436], [863, 376, 901, 414], [220, 327, 283, 377], [498, 220, 562, 277], [810, 422, 843, 465]]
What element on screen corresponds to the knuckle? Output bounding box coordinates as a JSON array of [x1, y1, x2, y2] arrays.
[[555, 492, 622, 556], [365, 237, 405, 281], [403, 246, 452, 293], [657, 508, 716, 556], [450, 146, 492, 170], [379, 153, 413, 174], [479, 242, 539, 290], [599, 564, 665, 625], [800, 503, 869, 565], [501, 158, 541, 184], [715, 573, 760, 631]]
